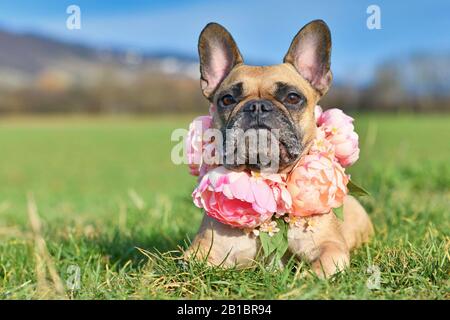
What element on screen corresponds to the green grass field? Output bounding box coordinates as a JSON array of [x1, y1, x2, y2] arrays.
[[0, 114, 449, 299]]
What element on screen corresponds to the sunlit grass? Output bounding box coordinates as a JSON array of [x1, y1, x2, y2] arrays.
[[0, 113, 448, 299]]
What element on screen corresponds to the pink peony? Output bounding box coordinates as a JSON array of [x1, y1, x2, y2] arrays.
[[185, 115, 214, 176], [256, 172, 292, 216], [317, 108, 360, 167], [192, 167, 292, 229], [287, 153, 349, 217], [309, 126, 335, 156], [314, 105, 323, 123]]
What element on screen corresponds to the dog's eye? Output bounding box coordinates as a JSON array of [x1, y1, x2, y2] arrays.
[[284, 93, 302, 105], [221, 94, 236, 106]]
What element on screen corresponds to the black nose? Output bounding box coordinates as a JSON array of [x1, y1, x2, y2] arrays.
[[242, 100, 274, 113]]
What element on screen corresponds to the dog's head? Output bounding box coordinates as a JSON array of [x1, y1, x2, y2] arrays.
[[198, 20, 332, 173]]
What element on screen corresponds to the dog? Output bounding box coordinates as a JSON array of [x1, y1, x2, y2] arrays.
[[185, 20, 374, 278]]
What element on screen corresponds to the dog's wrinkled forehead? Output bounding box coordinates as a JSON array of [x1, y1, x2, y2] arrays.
[[220, 64, 317, 97]]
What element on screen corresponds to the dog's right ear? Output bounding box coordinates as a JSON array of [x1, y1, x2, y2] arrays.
[[284, 20, 333, 96], [198, 23, 243, 99]]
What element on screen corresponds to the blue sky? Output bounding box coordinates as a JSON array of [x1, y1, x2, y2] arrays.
[[0, 0, 449, 83]]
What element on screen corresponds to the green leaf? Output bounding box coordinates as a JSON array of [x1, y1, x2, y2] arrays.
[[274, 220, 289, 260], [259, 232, 275, 257], [275, 236, 289, 261], [334, 205, 344, 221], [259, 219, 289, 260], [348, 179, 370, 197]]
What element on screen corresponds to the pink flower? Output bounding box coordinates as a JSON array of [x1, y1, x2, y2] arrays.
[[255, 172, 292, 216], [287, 153, 348, 217], [309, 126, 335, 156], [192, 167, 292, 229], [314, 105, 323, 123], [317, 108, 360, 167], [185, 115, 214, 176]]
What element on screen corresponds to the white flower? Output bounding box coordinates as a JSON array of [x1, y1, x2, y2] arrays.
[[285, 215, 316, 232], [259, 221, 280, 237]]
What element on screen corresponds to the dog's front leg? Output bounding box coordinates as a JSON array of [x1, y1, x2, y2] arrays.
[[310, 241, 350, 278], [184, 215, 259, 267], [287, 214, 350, 278]]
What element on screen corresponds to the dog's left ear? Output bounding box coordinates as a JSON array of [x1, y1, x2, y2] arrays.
[[284, 20, 332, 96], [198, 23, 244, 99]]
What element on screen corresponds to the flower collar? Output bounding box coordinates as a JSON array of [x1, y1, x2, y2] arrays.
[[186, 105, 367, 237]]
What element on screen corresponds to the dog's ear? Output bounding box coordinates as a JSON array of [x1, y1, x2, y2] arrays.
[[284, 20, 332, 96], [198, 23, 243, 99]]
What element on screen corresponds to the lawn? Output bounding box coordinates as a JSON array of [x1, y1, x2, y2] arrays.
[[0, 113, 448, 299]]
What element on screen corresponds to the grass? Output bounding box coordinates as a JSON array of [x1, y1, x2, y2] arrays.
[[0, 113, 449, 299]]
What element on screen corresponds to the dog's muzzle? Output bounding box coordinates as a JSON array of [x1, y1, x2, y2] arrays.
[[222, 100, 302, 173]]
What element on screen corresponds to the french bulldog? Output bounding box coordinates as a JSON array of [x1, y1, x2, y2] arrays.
[[185, 20, 374, 278]]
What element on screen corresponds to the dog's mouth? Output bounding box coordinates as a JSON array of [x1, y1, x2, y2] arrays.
[[219, 107, 303, 173], [221, 126, 302, 173]]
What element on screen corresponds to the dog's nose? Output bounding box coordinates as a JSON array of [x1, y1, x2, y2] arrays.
[[242, 100, 274, 113]]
